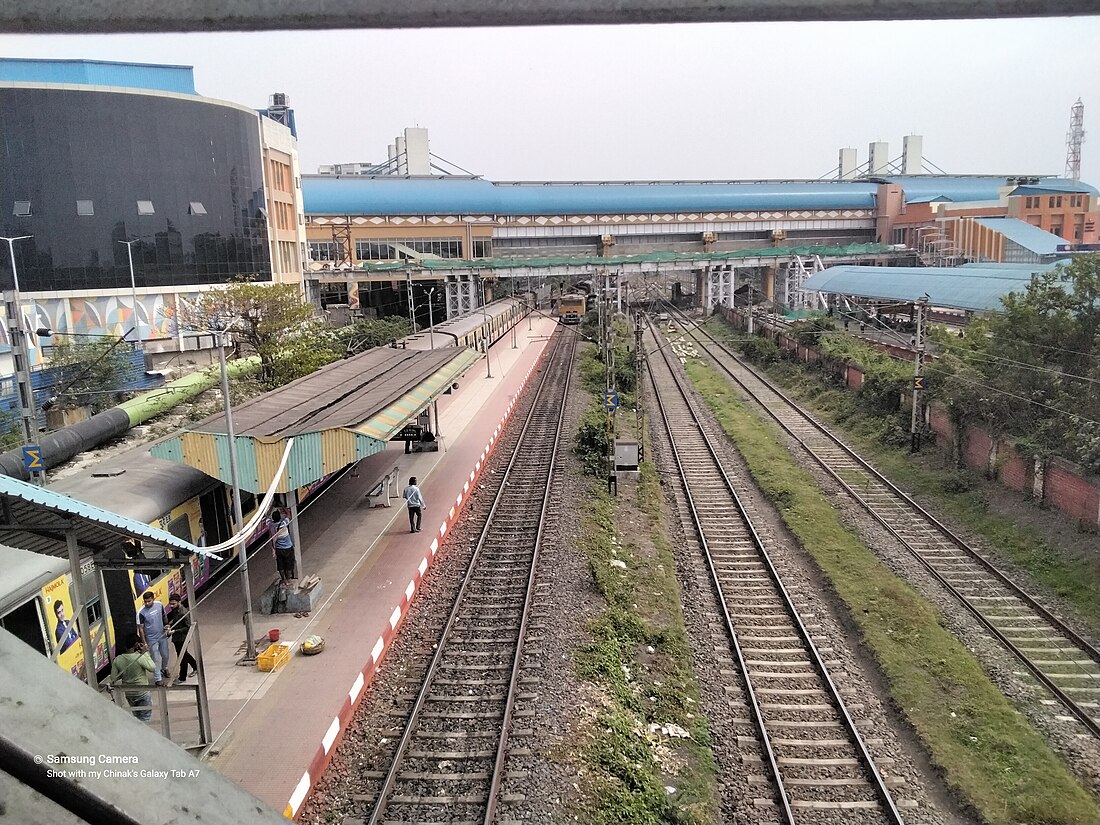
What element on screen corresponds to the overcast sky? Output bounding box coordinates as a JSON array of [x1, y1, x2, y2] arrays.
[[5, 18, 1100, 186]]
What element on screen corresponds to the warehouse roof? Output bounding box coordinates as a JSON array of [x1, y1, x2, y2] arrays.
[[802, 265, 1055, 312]]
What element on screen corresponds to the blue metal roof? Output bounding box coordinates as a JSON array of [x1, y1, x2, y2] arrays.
[[1011, 181, 1098, 196], [0, 58, 196, 95], [0, 474, 217, 557], [303, 177, 881, 216], [803, 265, 1045, 312], [303, 174, 1097, 217], [972, 217, 1066, 255]]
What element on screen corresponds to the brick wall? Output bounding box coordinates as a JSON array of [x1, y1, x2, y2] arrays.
[[1045, 460, 1100, 525], [997, 442, 1030, 493]]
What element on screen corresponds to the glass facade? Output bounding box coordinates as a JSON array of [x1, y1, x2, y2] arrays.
[[0, 88, 271, 293]]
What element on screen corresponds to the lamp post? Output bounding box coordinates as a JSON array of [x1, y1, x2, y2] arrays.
[[2, 235, 43, 484], [216, 319, 256, 660], [118, 239, 142, 347], [426, 287, 436, 350]]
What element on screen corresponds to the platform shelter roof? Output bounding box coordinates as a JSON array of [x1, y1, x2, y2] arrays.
[[150, 347, 479, 494], [0, 473, 210, 560], [802, 265, 1053, 313]]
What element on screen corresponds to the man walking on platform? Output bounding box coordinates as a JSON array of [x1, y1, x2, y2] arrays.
[[403, 477, 426, 533], [137, 591, 170, 685], [167, 594, 198, 683]]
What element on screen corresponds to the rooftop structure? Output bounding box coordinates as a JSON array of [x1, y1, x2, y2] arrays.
[[0, 57, 196, 94]]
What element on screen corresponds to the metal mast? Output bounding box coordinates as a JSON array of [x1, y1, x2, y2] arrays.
[[1065, 98, 1085, 181]]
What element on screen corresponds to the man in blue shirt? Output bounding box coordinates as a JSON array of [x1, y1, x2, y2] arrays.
[[137, 591, 170, 685], [265, 508, 297, 584]]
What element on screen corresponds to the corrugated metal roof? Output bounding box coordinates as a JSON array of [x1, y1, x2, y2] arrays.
[[0, 544, 69, 615], [195, 347, 465, 440], [960, 260, 1068, 271], [803, 265, 1044, 312], [972, 217, 1066, 256], [1011, 181, 1098, 196], [303, 174, 1097, 217], [150, 347, 480, 493], [0, 58, 196, 94], [0, 474, 212, 560]]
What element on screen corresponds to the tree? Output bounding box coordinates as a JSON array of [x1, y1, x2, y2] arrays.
[[171, 280, 320, 387], [928, 254, 1100, 471], [45, 336, 132, 413]]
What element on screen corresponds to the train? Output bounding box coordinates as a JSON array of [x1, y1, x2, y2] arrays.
[[557, 294, 588, 325], [0, 296, 530, 681], [400, 297, 528, 351]]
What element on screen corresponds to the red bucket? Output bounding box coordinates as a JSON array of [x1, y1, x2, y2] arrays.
[[268, 629, 281, 643]]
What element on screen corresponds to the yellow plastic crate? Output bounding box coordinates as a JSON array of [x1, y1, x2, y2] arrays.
[[257, 643, 291, 672]]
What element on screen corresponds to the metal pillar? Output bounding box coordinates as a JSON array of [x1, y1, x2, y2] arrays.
[[704, 265, 734, 313], [446, 273, 475, 317], [66, 530, 98, 688], [219, 330, 256, 660], [183, 560, 212, 746], [3, 235, 42, 484], [910, 296, 928, 453], [287, 490, 304, 581]]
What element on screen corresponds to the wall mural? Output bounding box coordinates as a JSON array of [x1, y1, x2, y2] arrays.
[[2, 293, 176, 366]]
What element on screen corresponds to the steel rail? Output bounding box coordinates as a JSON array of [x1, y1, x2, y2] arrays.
[[483, 328, 576, 823], [667, 301, 1100, 739], [367, 328, 571, 825], [645, 317, 904, 824]]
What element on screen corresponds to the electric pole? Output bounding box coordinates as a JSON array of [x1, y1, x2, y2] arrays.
[[910, 295, 928, 453]]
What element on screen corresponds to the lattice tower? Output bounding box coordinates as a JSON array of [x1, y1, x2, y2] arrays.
[[1065, 98, 1085, 181]]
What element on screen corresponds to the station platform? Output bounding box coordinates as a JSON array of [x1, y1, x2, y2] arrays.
[[176, 316, 558, 817]]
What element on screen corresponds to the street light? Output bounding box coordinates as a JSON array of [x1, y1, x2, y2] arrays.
[[118, 239, 143, 346], [2, 234, 43, 483]]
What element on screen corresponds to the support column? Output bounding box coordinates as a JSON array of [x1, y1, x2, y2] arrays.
[[287, 491, 304, 581], [445, 274, 476, 317], [66, 530, 98, 688], [184, 560, 212, 746]]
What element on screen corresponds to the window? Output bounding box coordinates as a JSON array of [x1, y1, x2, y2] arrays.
[[76, 200, 94, 216], [13, 200, 31, 217], [309, 241, 340, 261], [189, 201, 207, 215], [137, 200, 155, 215], [473, 239, 493, 258], [355, 237, 463, 261]]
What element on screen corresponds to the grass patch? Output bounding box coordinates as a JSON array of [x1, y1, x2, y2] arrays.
[[681, 354, 1100, 824], [571, 417, 716, 824], [707, 315, 1100, 635]]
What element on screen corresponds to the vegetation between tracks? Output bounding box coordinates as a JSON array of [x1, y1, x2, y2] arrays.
[[681, 354, 1100, 824], [571, 345, 716, 825], [704, 316, 1100, 636]]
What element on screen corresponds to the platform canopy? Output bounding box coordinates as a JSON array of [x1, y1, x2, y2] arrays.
[[802, 262, 1066, 313], [151, 346, 479, 494], [0, 473, 212, 560]]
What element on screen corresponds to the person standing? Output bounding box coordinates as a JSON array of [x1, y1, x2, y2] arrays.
[[111, 634, 155, 722], [167, 594, 198, 683], [137, 591, 170, 685], [403, 477, 426, 533], [265, 508, 297, 584]]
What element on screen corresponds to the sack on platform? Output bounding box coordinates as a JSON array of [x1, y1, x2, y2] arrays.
[[301, 635, 325, 655]]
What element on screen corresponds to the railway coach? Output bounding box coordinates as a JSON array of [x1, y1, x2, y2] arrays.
[[400, 297, 527, 351]]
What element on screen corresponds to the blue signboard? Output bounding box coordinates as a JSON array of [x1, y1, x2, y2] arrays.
[[22, 445, 42, 471], [605, 391, 619, 410]]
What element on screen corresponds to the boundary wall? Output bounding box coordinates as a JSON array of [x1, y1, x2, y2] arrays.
[[283, 346, 549, 818], [717, 306, 1100, 528]]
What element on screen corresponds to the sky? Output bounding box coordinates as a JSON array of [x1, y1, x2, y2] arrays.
[[4, 18, 1100, 186]]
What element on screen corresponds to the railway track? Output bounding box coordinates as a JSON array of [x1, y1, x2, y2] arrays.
[[366, 327, 575, 825], [666, 303, 1100, 739], [645, 320, 905, 824]]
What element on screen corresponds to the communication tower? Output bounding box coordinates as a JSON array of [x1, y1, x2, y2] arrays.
[[1065, 98, 1085, 181]]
